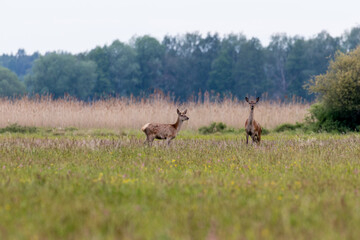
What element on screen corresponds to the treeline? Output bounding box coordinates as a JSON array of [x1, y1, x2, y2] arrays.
[[1, 26, 360, 101]]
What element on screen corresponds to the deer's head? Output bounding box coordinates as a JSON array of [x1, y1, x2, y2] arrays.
[[177, 109, 189, 121], [245, 97, 260, 110]]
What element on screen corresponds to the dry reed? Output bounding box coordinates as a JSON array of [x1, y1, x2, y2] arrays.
[[0, 95, 310, 130]]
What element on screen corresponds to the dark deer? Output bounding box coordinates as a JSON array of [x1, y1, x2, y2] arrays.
[[245, 97, 262, 144], [141, 109, 189, 146]]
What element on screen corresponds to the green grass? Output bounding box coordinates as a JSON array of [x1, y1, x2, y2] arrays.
[[0, 129, 359, 239]]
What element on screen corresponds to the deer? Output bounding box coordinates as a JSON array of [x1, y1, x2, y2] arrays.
[[141, 109, 189, 146], [245, 97, 262, 144]]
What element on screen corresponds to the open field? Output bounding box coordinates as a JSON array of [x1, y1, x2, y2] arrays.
[[0, 129, 359, 239], [0, 96, 309, 130]]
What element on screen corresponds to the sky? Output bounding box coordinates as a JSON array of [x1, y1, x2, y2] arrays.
[[1, 0, 360, 54]]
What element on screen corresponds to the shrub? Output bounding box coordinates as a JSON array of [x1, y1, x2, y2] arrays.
[[306, 103, 353, 132], [261, 128, 270, 135], [274, 122, 304, 132], [198, 122, 235, 134], [199, 122, 270, 135], [306, 46, 360, 131], [0, 123, 37, 134]]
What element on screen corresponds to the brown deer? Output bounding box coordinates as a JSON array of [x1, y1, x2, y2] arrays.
[[245, 97, 262, 144], [141, 109, 189, 146]]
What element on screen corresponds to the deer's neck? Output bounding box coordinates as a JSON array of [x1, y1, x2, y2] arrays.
[[248, 109, 254, 125], [173, 117, 183, 133]]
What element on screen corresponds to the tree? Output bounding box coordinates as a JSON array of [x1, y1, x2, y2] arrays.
[[161, 35, 186, 97], [0, 66, 26, 97], [342, 26, 360, 52], [285, 37, 309, 98], [135, 36, 164, 93], [26, 53, 97, 100], [208, 35, 239, 93], [187, 33, 221, 96], [265, 34, 292, 98], [86, 41, 140, 96], [233, 37, 266, 97], [307, 46, 360, 131], [0, 49, 39, 80], [107, 40, 140, 95], [306, 31, 340, 73], [86, 46, 112, 96]]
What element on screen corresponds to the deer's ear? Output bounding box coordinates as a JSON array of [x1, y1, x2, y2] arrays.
[[177, 109, 180, 114], [256, 97, 260, 103], [183, 109, 187, 114], [245, 97, 249, 103]]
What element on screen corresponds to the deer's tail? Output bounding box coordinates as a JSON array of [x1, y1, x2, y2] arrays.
[[141, 123, 150, 132]]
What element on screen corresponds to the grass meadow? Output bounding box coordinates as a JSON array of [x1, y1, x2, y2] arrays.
[[0, 97, 359, 239]]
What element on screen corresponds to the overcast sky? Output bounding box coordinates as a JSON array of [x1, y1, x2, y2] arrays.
[[1, 0, 359, 54]]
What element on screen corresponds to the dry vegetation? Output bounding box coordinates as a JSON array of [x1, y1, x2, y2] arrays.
[[0, 94, 309, 130]]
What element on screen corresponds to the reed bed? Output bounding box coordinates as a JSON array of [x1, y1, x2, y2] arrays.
[[0, 95, 310, 130]]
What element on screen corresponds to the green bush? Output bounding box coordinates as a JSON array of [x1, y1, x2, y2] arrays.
[[274, 122, 305, 132], [261, 128, 270, 135], [199, 122, 270, 135], [306, 103, 353, 133], [306, 46, 360, 131], [65, 127, 78, 132], [0, 123, 37, 134], [198, 122, 233, 134]]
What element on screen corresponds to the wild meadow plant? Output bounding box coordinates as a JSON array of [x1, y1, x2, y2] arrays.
[[0, 131, 359, 239]]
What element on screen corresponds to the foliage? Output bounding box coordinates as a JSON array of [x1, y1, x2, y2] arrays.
[[86, 40, 140, 96], [0, 132, 359, 239], [135, 35, 164, 93], [0, 66, 26, 97], [343, 26, 360, 51], [261, 127, 270, 135], [0, 49, 39, 79], [3, 27, 360, 100], [0, 123, 37, 133], [25, 53, 97, 100], [198, 122, 270, 135], [274, 122, 305, 132], [306, 103, 357, 132], [198, 122, 232, 134], [307, 46, 360, 131]]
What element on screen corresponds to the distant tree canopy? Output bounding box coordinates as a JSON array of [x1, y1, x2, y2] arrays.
[[0, 49, 39, 80], [25, 53, 97, 100], [0, 66, 26, 97], [85, 40, 140, 96], [1, 26, 360, 101]]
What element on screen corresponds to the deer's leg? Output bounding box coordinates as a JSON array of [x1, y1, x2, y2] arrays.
[[166, 137, 175, 146], [246, 133, 249, 144], [252, 134, 257, 144], [258, 132, 261, 144], [150, 135, 156, 146], [145, 135, 155, 147], [255, 134, 260, 144], [144, 134, 150, 145], [144, 136, 149, 145]]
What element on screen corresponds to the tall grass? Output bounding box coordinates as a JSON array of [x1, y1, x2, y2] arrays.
[[0, 94, 309, 130], [0, 132, 359, 239]]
